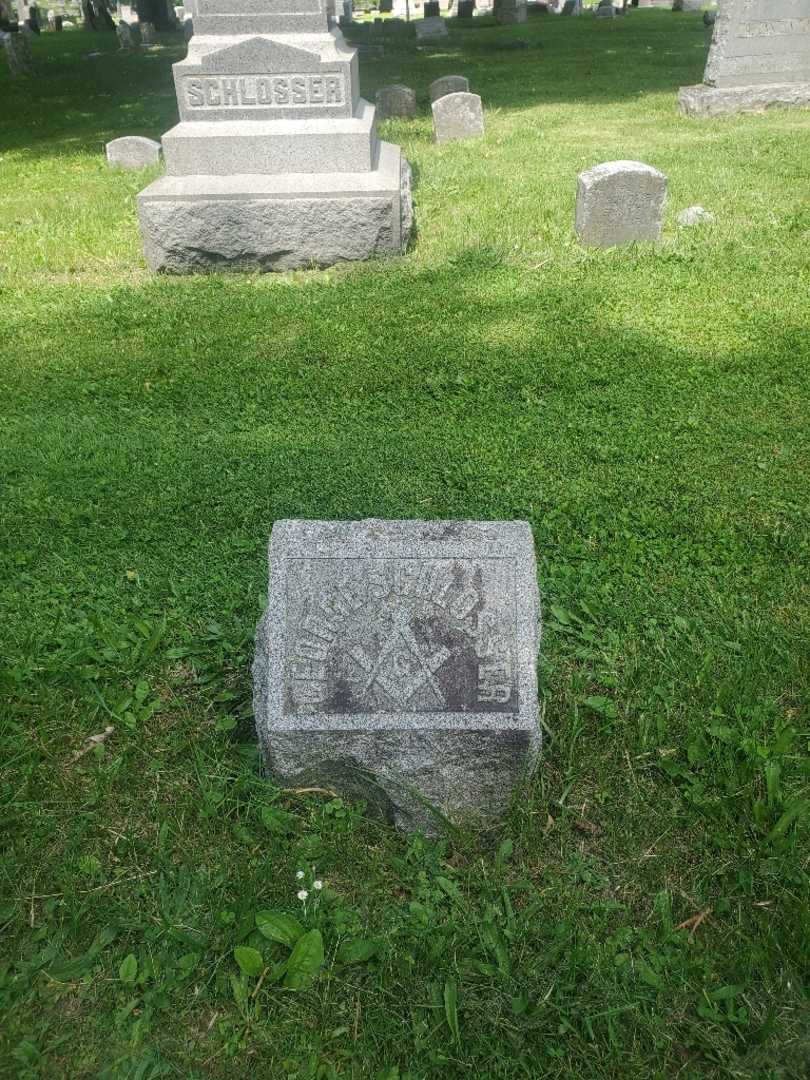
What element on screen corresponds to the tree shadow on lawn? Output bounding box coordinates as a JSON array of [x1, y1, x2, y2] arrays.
[[0, 15, 710, 161], [4, 249, 805, 581]]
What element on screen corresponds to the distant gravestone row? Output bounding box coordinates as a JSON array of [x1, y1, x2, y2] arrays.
[[375, 74, 484, 143]]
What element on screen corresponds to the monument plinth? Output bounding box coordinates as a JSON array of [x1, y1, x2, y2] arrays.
[[138, 0, 413, 272], [253, 520, 541, 831], [679, 0, 810, 118]]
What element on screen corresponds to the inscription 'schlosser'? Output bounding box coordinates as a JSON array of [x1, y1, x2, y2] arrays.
[[284, 558, 517, 715], [183, 73, 346, 110]]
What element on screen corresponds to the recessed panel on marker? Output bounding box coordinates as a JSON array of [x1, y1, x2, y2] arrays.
[[283, 557, 519, 716]]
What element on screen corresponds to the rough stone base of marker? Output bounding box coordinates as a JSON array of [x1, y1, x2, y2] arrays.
[[252, 519, 541, 831], [678, 82, 810, 118], [138, 145, 412, 273]]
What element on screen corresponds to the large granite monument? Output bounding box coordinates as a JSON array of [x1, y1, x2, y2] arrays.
[[137, 0, 413, 272], [679, 0, 810, 117], [253, 520, 541, 831]]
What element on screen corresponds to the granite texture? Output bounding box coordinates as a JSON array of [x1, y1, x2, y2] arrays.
[[194, 0, 329, 36], [429, 74, 469, 103], [376, 83, 416, 118], [678, 80, 810, 116], [432, 91, 484, 141], [704, 0, 810, 89], [679, 0, 810, 116], [161, 101, 378, 175], [252, 519, 542, 831], [575, 159, 666, 247], [174, 32, 359, 123], [137, 0, 411, 273], [106, 135, 162, 169], [138, 141, 412, 272]]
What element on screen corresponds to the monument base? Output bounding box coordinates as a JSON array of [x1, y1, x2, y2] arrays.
[[678, 82, 810, 118], [137, 143, 412, 273]]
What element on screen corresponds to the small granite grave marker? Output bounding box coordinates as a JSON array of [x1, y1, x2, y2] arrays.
[[376, 83, 417, 118], [679, 0, 810, 117], [253, 519, 541, 830], [496, 0, 528, 23], [415, 15, 448, 38], [595, 0, 615, 17], [116, 20, 138, 49], [429, 73, 470, 102], [575, 160, 667, 247], [139, 20, 156, 44], [2, 30, 33, 76], [106, 136, 162, 169], [432, 90, 484, 141]]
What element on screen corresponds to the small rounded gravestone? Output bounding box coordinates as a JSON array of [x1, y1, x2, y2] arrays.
[[432, 91, 484, 143], [376, 84, 417, 119], [429, 74, 469, 104], [575, 160, 667, 247], [116, 20, 138, 49], [106, 136, 162, 170], [2, 31, 34, 76], [496, 0, 527, 24]]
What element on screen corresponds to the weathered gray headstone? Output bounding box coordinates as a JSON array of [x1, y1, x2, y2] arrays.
[[376, 83, 417, 118], [415, 15, 448, 37], [139, 20, 156, 44], [679, 0, 810, 117], [432, 90, 484, 140], [253, 519, 541, 831], [575, 160, 667, 247], [496, 0, 528, 23], [2, 30, 33, 76], [106, 135, 162, 169], [137, 0, 413, 273], [116, 20, 138, 49], [560, 0, 581, 14], [595, 0, 615, 17], [429, 74, 469, 103]]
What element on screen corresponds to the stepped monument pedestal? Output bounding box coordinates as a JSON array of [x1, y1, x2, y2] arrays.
[[138, 0, 413, 272]]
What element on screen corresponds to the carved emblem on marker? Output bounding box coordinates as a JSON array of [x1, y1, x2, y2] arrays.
[[284, 558, 518, 715]]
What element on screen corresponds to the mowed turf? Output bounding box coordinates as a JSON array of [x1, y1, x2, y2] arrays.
[[1, 10, 809, 1079]]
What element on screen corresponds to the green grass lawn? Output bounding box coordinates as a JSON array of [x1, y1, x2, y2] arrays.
[[1, 11, 809, 1079]]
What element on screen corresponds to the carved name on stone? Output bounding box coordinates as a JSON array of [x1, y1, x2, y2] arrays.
[[284, 557, 517, 714]]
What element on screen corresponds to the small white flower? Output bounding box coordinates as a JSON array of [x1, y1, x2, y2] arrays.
[[296, 870, 305, 880], [297, 889, 309, 901], [313, 880, 323, 890]]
